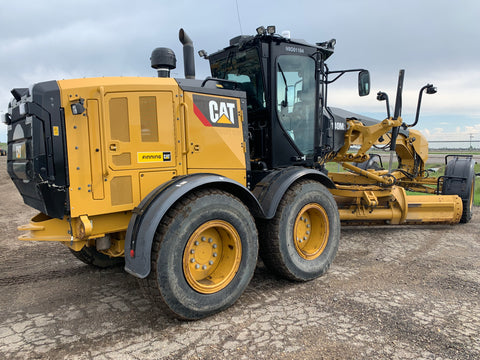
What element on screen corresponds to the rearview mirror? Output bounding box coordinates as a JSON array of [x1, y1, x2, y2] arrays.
[[358, 70, 370, 97]]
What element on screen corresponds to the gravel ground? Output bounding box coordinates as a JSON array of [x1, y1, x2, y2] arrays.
[[1, 156, 479, 360]]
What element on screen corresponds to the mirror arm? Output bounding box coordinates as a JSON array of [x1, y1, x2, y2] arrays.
[[325, 68, 367, 84], [407, 84, 436, 128], [376, 91, 391, 118]]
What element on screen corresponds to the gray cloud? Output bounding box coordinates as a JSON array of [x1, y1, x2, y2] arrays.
[[1, 0, 479, 142]]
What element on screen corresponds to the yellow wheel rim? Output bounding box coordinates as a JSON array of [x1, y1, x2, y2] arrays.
[[183, 220, 242, 294], [293, 203, 329, 260]]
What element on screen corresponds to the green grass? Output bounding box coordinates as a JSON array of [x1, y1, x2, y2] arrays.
[[475, 162, 480, 206], [476, 182, 480, 206], [429, 150, 480, 155]]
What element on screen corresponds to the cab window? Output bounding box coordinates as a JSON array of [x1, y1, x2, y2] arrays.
[[210, 48, 266, 112], [276, 55, 315, 155]]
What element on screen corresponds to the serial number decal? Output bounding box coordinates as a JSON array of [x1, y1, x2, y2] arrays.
[[285, 46, 305, 54], [137, 151, 171, 163]]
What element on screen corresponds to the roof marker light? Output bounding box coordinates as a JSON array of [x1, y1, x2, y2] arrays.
[[256, 26, 266, 35], [267, 26, 276, 35]]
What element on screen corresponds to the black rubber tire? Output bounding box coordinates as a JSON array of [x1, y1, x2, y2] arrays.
[[69, 246, 124, 268], [259, 180, 340, 282], [353, 154, 382, 170], [140, 189, 258, 320], [460, 176, 476, 223], [443, 157, 476, 223]]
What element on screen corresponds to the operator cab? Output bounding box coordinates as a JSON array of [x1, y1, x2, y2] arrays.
[[207, 26, 353, 178]]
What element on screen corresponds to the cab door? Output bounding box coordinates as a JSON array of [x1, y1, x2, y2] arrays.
[[269, 42, 318, 167]]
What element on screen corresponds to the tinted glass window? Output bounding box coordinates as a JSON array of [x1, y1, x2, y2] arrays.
[[211, 48, 266, 112], [276, 55, 315, 154]]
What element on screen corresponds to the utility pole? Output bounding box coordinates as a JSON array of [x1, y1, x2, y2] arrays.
[[469, 133, 474, 150]]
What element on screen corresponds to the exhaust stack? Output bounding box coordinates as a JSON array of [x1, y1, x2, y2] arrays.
[[179, 28, 195, 79]]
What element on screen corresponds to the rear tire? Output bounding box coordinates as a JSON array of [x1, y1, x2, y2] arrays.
[[259, 180, 340, 281], [69, 247, 124, 268], [140, 189, 258, 320]]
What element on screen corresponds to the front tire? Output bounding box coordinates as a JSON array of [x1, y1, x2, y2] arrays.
[[141, 189, 258, 320], [259, 180, 340, 281]]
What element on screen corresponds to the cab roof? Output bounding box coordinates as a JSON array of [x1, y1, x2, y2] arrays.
[[211, 33, 335, 60]]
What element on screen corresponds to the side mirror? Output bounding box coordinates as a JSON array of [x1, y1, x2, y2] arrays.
[[358, 70, 370, 97]]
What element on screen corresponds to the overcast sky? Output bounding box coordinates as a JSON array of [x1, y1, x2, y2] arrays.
[[1, 0, 479, 144]]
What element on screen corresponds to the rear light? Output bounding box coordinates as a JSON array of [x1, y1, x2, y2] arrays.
[[12, 161, 30, 181]]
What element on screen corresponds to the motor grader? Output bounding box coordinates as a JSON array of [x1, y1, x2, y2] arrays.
[[4, 26, 476, 319]]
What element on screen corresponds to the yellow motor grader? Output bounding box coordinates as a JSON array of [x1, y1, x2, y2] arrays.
[[3, 26, 476, 319]]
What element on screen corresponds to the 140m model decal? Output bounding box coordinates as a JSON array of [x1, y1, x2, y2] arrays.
[[192, 94, 238, 128]]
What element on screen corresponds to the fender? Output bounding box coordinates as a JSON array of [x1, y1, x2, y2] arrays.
[[252, 166, 336, 219], [124, 173, 263, 278], [442, 155, 475, 200]]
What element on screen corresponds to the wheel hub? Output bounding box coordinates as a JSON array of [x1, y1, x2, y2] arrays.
[[183, 220, 242, 294], [293, 203, 329, 260]]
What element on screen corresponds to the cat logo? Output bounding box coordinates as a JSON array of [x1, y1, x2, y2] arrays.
[[192, 94, 239, 128]]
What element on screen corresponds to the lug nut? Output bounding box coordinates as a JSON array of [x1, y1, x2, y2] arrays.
[[213, 252, 218, 257], [195, 264, 200, 269], [190, 249, 195, 254], [194, 241, 199, 246], [202, 265, 207, 270], [213, 244, 217, 249], [208, 238, 213, 243], [201, 236, 206, 242], [190, 258, 195, 263], [209, 260, 214, 265]]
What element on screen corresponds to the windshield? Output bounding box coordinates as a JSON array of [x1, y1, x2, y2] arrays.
[[210, 47, 266, 112], [276, 55, 316, 155]]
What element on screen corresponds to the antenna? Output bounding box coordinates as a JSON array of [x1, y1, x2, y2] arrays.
[[235, 0, 243, 35]]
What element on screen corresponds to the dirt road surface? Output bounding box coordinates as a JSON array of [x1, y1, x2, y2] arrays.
[[1, 156, 479, 359]]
